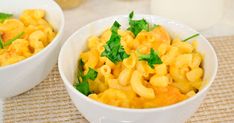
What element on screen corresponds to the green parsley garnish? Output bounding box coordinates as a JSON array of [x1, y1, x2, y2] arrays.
[[183, 33, 199, 42], [138, 48, 163, 68], [101, 21, 130, 64], [0, 34, 4, 49], [0, 32, 24, 49], [76, 81, 90, 96], [83, 68, 98, 81], [3, 32, 24, 47], [77, 59, 85, 83], [0, 12, 13, 22], [127, 11, 149, 36], [75, 61, 98, 96]]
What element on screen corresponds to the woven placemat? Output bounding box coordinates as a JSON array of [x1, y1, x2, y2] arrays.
[[3, 36, 234, 123]]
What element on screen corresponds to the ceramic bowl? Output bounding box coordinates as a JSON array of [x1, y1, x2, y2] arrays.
[[0, 0, 65, 98], [58, 15, 218, 123]]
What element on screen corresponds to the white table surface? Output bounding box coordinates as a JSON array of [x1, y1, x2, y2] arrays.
[[1, 0, 234, 122]]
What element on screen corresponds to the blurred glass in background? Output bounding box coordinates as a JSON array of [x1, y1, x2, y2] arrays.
[[150, 0, 224, 31], [55, 0, 82, 9], [224, 0, 234, 26]]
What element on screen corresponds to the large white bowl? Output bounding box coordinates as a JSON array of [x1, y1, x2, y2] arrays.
[[58, 15, 218, 123], [0, 0, 64, 98]]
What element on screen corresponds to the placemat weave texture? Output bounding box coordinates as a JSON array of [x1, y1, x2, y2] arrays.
[[3, 36, 234, 123]]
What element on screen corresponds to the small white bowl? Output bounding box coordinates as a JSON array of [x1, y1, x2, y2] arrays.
[[58, 15, 218, 123], [0, 0, 64, 98]]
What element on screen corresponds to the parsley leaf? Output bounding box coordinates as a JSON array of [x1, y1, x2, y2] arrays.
[[75, 63, 98, 96], [77, 59, 84, 83], [127, 11, 149, 36], [4, 32, 24, 47], [129, 11, 134, 19], [75, 81, 90, 96], [183, 33, 199, 42], [83, 67, 98, 81], [0, 34, 3, 49], [0, 12, 13, 22], [138, 48, 163, 68], [101, 21, 130, 64], [111, 21, 121, 32]]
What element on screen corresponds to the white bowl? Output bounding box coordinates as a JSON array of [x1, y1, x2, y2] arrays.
[[0, 0, 64, 98], [58, 15, 218, 123]]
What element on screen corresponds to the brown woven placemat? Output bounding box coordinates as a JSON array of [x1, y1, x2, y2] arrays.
[[3, 36, 234, 123]]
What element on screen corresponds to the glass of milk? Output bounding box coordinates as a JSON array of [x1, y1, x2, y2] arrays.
[[150, 0, 224, 30]]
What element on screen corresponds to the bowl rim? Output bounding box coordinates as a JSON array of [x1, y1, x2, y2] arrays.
[[0, 0, 65, 70], [58, 14, 218, 113]]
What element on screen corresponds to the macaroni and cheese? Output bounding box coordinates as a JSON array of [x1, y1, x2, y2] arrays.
[[75, 12, 203, 109], [0, 9, 56, 67]]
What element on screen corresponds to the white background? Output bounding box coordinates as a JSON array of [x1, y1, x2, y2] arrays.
[[1, 0, 234, 122]]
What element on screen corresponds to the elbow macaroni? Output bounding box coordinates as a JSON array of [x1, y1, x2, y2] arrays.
[[79, 24, 204, 108], [118, 68, 133, 86], [130, 70, 155, 99]]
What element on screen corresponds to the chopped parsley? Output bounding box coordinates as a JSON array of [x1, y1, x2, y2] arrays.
[[0, 12, 13, 22], [0, 34, 3, 49], [127, 11, 149, 36], [75, 60, 98, 96], [4, 32, 24, 47], [138, 48, 163, 68], [83, 67, 98, 81], [75, 81, 90, 96], [0, 32, 24, 49], [77, 59, 84, 83], [101, 21, 130, 64], [183, 33, 199, 42]]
